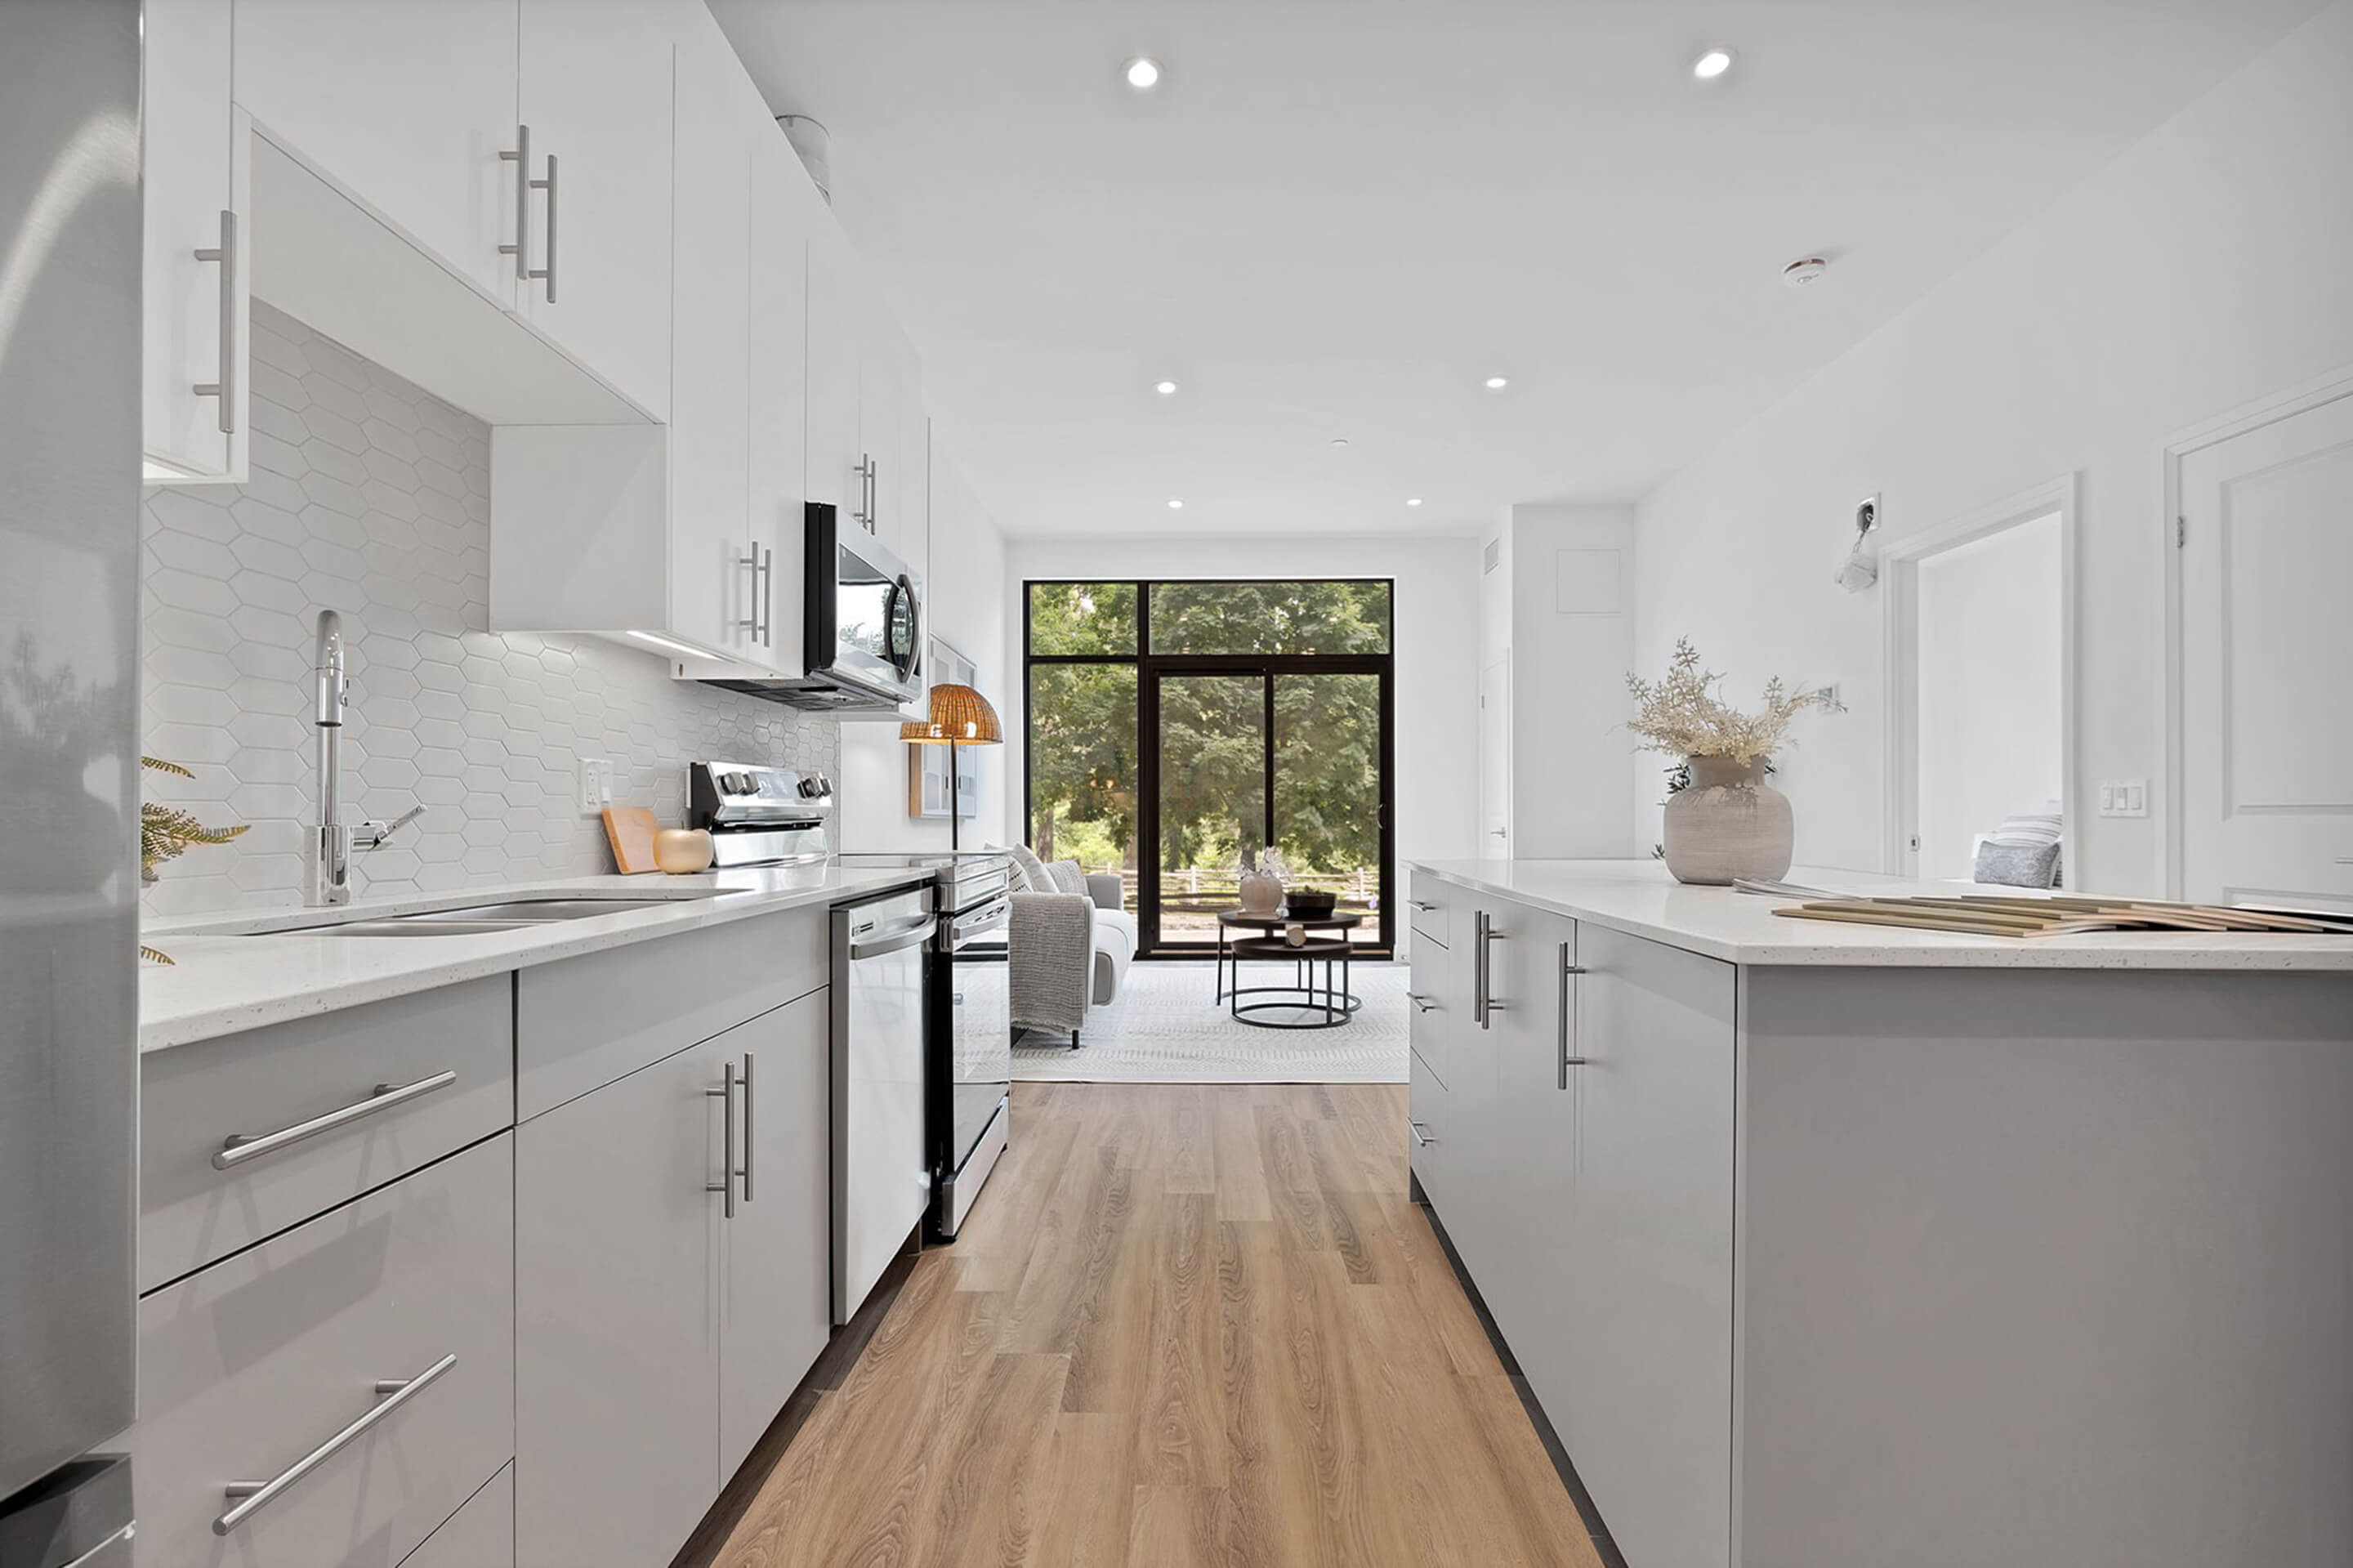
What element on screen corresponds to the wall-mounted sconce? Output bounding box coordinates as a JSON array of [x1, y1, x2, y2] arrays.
[[1835, 494, 1881, 592]]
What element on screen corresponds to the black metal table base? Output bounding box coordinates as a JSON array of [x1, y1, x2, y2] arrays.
[[1223, 940, 1358, 1030]]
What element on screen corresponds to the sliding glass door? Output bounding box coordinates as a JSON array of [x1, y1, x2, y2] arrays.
[[1027, 579, 1395, 957]]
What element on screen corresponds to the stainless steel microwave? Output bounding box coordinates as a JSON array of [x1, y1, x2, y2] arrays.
[[703, 503, 922, 713]]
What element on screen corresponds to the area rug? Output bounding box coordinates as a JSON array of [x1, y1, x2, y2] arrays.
[[1012, 959, 1409, 1084]]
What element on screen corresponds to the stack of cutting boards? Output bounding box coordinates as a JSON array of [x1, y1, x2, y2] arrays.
[[1771, 895, 2353, 939]]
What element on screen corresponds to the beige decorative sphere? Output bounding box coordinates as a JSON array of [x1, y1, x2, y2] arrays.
[[653, 828, 716, 874]]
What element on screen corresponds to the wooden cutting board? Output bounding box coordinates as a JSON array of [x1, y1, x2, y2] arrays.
[[601, 806, 661, 874]]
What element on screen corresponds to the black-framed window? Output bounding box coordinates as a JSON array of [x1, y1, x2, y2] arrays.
[[1024, 579, 1395, 957]]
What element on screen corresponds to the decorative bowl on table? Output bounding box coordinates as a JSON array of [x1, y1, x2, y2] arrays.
[[1284, 889, 1338, 918]]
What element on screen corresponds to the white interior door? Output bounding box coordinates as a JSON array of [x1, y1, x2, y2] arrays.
[[2180, 393, 2353, 909], [1480, 654, 1511, 854]]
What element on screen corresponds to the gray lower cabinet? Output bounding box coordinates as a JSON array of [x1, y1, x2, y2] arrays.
[[1560, 924, 1735, 1568], [516, 989, 832, 1568], [130, 1134, 515, 1568], [1408, 887, 1737, 1568]]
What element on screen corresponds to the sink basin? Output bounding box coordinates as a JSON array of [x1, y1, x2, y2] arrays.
[[264, 894, 716, 936]]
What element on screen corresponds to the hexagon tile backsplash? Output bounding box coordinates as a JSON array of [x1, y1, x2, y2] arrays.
[[139, 302, 837, 916]]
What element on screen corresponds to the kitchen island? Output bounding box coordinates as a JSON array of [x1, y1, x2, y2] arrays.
[[1405, 859, 2353, 1568]]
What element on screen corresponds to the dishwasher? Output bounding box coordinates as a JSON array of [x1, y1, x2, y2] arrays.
[[832, 887, 935, 1324]]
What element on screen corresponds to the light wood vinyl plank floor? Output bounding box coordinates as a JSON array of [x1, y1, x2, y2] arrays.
[[709, 1082, 1601, 1568]]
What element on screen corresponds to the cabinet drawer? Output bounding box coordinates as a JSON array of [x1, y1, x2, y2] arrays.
[[400, 1463, 512, 1568], [1409, 888, 1450, 949], [132, 1136, 515, 1568], [516, 906, 829, 1120], [140, 976, 513, 1292], [1409, 1040, 1448, 1203]]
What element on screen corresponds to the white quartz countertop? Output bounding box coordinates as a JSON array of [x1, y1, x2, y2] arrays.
[[138, 864, 935, 1052], [1409, 860, 2353, 972]]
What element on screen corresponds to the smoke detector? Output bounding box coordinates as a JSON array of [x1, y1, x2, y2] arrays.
[[1781, 256, 1831, 288]]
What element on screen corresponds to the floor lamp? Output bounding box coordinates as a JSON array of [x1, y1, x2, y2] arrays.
[[900, 683, 1002, 852]]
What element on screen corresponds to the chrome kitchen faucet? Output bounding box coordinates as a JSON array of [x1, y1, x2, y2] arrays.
[[308, 609, 423, 905]]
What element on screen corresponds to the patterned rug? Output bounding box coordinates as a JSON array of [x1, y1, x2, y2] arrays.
[[1012, 959, 1409, 1083]]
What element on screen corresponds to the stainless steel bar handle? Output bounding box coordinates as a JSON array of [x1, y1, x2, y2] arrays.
[[852, 455, 870, 526], [498, 126, 532, 283], [1407, 993, 1438, 1014], [759, 545, 773, 646], [1558, 943, 1591, 1088], [739, 552, 761, 635], [214, 1353, 458, 1534], [707, 1061, 738, 1218], [739, 1052, 756, 1202], [535, 154, 558, 302], [192, 208, 237, 434], [1407, 899, 1436, 912], [214, 1070, 457, 1169], [1408, 1119, 1435, 1147], [1473, 910, 1504, 1029]]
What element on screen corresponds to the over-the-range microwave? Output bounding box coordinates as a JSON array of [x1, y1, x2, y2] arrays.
[[704, 502, 923, 713]]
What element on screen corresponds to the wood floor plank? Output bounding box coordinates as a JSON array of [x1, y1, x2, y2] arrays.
[[707, 1081, 1596, 1568]]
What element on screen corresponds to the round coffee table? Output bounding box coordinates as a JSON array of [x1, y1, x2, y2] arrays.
[[1216, 909, 1364, 1029]]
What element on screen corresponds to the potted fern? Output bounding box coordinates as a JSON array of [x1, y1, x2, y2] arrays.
[[140, 757, 246, 963]]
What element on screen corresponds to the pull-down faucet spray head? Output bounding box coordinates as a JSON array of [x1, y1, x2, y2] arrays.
[[314, 609, 347, 728]]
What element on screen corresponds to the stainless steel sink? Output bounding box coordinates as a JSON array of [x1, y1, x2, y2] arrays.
[[264, 894, 717, 936]]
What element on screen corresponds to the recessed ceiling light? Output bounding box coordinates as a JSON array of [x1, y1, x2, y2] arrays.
[[1485, 376, 1509, 390], [1154, 379, 1177, 395], [1406, 498, 1424, 507], [1124, 56, 1161, 90], [1168, 498, 1183, 509], [1693, 48, 1735, 80]]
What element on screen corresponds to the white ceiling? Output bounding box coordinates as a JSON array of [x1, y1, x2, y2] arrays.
[[711, 1, 2320, 539]]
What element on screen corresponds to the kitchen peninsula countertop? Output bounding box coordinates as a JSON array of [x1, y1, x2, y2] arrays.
[[1409, 859, 2353, 972], [139, 864, 933, 1052]]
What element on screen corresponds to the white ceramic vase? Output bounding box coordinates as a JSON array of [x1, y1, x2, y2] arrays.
[[1662, 756, 1793, 885]]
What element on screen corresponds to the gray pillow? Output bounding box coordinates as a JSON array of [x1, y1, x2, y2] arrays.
[[1044, 860, 1086, 896], [1005, 843, 1051, 893], [1974, 839, 2061, 889]]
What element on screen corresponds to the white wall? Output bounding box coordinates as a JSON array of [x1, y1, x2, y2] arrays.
[[1914, 514, 2065, 880], [1000, 533, 1485, 945], [833, 446, 1013, 853], [1630, 1, 2353, 891]]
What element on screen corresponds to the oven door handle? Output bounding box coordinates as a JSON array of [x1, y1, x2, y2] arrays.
[[951, 897, 1011, 943], [851, 917, 937, 960]]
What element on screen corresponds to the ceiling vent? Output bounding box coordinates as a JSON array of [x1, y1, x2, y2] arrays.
[[777, 114, 832, 205]]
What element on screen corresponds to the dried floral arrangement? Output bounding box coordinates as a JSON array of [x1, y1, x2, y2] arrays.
[[141, 757, 247, 964], [1626, 637, 1842, 766]]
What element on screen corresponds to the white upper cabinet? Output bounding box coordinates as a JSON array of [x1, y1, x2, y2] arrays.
[[234, 0, 521, 304], [804, 215, 866, 516], [666, 7, 758, 658], [745, 129, 822, 675], [516, 0, 676, 418], [893, 324, 930, 583], [235, 0, 676, 416], [142, 0, 248, 481]]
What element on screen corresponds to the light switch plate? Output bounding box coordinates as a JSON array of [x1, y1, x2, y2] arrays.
[[2096, 780, 2149, 818]]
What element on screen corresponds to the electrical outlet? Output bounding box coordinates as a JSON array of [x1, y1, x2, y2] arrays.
[[2096, 780, 2149, 818], [577, 757, 615, 815]]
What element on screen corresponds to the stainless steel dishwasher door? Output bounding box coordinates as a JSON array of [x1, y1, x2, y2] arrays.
[[832, 891, 935, 1324]]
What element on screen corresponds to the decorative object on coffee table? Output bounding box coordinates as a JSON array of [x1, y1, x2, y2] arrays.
[[1237, 847, 1286, 915], [1284, 887, 1338, 918], [1627, 637, 1841, 885], [1215, 908, 1364, 1027]]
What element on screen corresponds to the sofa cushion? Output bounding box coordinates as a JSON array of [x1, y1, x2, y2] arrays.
[[1044, 859, 1087, 896], [1005, 843, 1052, 892]]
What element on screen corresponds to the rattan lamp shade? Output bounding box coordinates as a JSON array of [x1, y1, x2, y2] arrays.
[[900, 683, 1002, 746]]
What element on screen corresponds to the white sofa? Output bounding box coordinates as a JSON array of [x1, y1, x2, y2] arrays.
[[1007, 863, 1134, 1046]]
